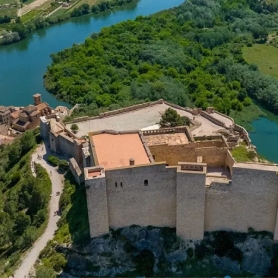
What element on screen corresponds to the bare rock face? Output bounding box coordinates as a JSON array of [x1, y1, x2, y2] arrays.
[[237, 235, 273, 275], [58, 227, 277, 277], [212, 255, 241, 274]]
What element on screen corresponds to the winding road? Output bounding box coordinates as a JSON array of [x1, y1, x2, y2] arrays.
[[14, 143, 64, 278]]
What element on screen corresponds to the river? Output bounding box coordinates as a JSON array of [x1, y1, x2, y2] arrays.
[[0, 0, 184, 108], [250, 117, 278, 163]]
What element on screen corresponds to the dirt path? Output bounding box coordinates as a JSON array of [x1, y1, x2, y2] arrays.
[[18, 0, 50, 17], [14, 143, 64, 278]]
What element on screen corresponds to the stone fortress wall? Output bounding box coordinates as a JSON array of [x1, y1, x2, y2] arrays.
[[205, 165, 278, 234], [41, 99, 278, 241], [85, 158, 278, 241]]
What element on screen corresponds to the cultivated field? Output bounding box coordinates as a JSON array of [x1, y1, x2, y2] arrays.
[[0, 0, 18, 4], [242, 44, 278, 79]]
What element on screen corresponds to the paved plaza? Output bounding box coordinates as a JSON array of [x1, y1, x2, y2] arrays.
[[67, 103, 230, 137]]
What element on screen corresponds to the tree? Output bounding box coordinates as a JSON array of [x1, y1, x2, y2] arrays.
[[36, 266, 56, 278], [70, 123, 79, 133], [22, 226, 38, 249], [15, 212, 31, 236], [8, 142, 21, 166], [51, 253, 67, 272], [159, 108, 190, 127], [20, 130, 36, 153]]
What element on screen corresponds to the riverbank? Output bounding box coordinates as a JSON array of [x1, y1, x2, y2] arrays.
[[0, 0, 138, 46], [0, 0, 185, 107]]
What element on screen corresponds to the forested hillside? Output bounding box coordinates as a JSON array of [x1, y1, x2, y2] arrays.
[[0, 131, 51, 277], [44, 0, 278, 123]]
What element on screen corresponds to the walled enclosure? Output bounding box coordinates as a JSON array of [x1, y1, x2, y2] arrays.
[[40, 98, 277, 241], [85, 161, 278, 241]]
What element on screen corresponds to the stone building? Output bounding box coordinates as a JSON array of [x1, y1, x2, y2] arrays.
[[12, 94, 52, 132], [40, 115, 85, 166], [0, 106, 11, 124], [41, 99, 278, 241]]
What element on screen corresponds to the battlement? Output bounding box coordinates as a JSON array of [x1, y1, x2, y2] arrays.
[[41, 100, 278, 241], [178, 162, 207, 173], [85, 166, 105, 180]]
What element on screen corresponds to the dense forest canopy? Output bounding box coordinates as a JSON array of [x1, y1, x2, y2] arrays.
[[44, 0, 278, 118]]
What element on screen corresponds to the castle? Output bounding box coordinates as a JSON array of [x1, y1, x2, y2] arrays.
[[40, 100, 278, 241]]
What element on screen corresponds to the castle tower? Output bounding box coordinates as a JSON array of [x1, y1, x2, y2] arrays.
[[33, 93, 42, 106], [176, 162, 206, 240]]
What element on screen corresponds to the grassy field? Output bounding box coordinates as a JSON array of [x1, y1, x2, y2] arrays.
[[20, 9, 40, 22], [231, 143, 256, 162], [0, 0, 17, 4], [69, 0, 97, 9], [48, 6, 65, 18], [229, 102, 265, 131], [242, 44, 278, 79], [0, 7, 17, 17]]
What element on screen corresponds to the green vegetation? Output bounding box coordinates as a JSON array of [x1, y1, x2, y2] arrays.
[[48, 7, 66, 18], [159, 108, 190, 127], [229, 102, 265, 131], [58, 159, 69, 171], [0, 0, 18, 4], [70, 123, 79, 133], [0, 7, 17, 18], [20, 10, 41, 23], [36, 172, 89, 274], [242, 44, 278, 79], [47, 155, 69, 171], [231, 143, 256, 162], [0, 131, 51, 276], [44, 0, 278, 127], [47, 154, 60, 166]]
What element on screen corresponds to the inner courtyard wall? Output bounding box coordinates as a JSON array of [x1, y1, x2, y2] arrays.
[[149, 141, 226, 167], [105, 163, 177, 228]]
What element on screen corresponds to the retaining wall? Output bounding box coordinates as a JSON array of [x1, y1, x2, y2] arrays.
[[200, 111, 226, 128]]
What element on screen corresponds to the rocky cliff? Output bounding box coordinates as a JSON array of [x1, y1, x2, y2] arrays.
[[55, 226, 278, 277]]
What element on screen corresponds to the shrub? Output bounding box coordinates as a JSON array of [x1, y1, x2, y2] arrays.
[[70, 123, 79, 133], [36, 265, 56, 278], [159, 108, 190, 127], [47, 155, 60, 166], [58, 160, 69, 171], [54, 254, 67, 271]]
